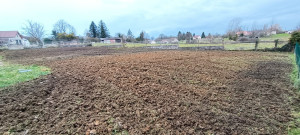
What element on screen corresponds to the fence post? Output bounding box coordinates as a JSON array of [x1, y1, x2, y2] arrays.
[[274, 39, 279, 49], [222, 38, 224, 46], [255, 39, 259, 51]]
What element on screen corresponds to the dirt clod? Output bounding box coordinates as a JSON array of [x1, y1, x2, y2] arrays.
[[90, 129, 97, 135], [94, 120, 100, 126]]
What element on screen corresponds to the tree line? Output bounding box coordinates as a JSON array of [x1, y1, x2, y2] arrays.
[[21, 18, 300, 46], [88, 20, 110, 38], [226, 18, 287, 41], [177, 31, 211, 40]]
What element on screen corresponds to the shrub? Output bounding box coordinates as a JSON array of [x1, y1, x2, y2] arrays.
[[57, 33, 77, 41], [86, 38, 100, 42], [239, 37, 249, 42], [232, 34, 238, 41], [43, 38, 53, 44], [278, 43, 293, 52], [289, 31, 300, 47]]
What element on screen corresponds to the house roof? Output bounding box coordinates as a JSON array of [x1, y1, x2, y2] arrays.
[[236, 31, 252, 36], [0, 31, 20, 38]]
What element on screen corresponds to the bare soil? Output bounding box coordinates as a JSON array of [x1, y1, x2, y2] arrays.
[[0, 48, 298, 134], [1, 46, 157, 65]]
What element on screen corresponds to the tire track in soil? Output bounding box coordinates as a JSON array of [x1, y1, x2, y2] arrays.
[[0, 51, 297, 134]]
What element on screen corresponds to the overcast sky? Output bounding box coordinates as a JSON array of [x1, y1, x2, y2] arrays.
[[0, 0, 299, 38]]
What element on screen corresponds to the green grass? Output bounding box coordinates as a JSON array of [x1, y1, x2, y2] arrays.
[[93, 43, 122, 46], [125, 43, 175, 48], [178, 44, 223, 47], [93, 41, 286, 51], [271, 33, 291, 39], [224, 34, 290, 42], [260, 33, 291, 41], [0, 57, 51, 88], [289, 54, 299, 88], [93, 43, 177, 48], [288, 53, 300, 135], [289, 111, 300, 135], [224, 42, 285, 50]]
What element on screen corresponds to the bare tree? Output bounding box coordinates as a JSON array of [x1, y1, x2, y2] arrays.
[[227, 18, 242, 36], [115, 33, 126, 47], [53, 19, 76, 34], [68, 25, 76, 35], [84, 29, 91, 37], [296, 23, 300, 31], [262, 24, 269, 37], [250, 21, 259, 38], [22, 20, 45, 46], [116, 33, 125, 42], [270, 24, 282, 33]]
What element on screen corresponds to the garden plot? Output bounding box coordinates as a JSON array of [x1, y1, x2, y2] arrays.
[[0, 50, 298, 134]]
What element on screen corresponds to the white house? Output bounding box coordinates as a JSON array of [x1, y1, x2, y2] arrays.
[[285, 31, 293, 34], [0, 31, 30, 46], [193, 35, 201, 40], [100, 38, 122, 44], [157, 38, 178, 44]]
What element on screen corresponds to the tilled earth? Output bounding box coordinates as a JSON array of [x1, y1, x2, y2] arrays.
[[0, 49, 298, 134], [1, 46, 157, 65]]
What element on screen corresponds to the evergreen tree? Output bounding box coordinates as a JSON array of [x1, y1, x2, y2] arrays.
[[98, 20, 110, 38], [208, 33, 212, 38], [186, 32, 193, 40], [185, 32, 193, 43], [52, 30, 58, 40], [193, 33, 195, 37], [229, 34, 233, 40], [138, 31, 145, 41], [201, 32, 206, 38], [182, 33, 186, 40], [89, 21, 97, 38], [127, 29, 134, 42], [177, 31, 182, 41]]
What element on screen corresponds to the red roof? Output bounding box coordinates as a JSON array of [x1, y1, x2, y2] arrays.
[[236, 31, 252, 36], [0, 31, 20, 38]]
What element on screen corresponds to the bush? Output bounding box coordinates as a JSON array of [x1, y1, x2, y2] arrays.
[[278, 43, 294, 52], [43, 38, 53, 44], [289, 31, 300, 47], [232, 34, 238, 41], [86, 37, 100, 42], [239, 37, 250, 42], [57, 33, 77, 41]]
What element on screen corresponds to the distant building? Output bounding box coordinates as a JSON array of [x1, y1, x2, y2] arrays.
[[0, 31, 30, 46], [157, 38, 178, 44], [236, 31, 252, 36], [150, 40, 156, 44], [285, 31, 293, 34], [271, 31, 277, 35], [193, 35, 201, 40], [100, 38, 122, 43], [266, 30, 277, 36]]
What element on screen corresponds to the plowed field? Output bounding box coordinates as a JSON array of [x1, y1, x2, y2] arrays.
[[0, 48, 298, 134]]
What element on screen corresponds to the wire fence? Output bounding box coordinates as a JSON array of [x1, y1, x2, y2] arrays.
[[295, 42, 300, 78]]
